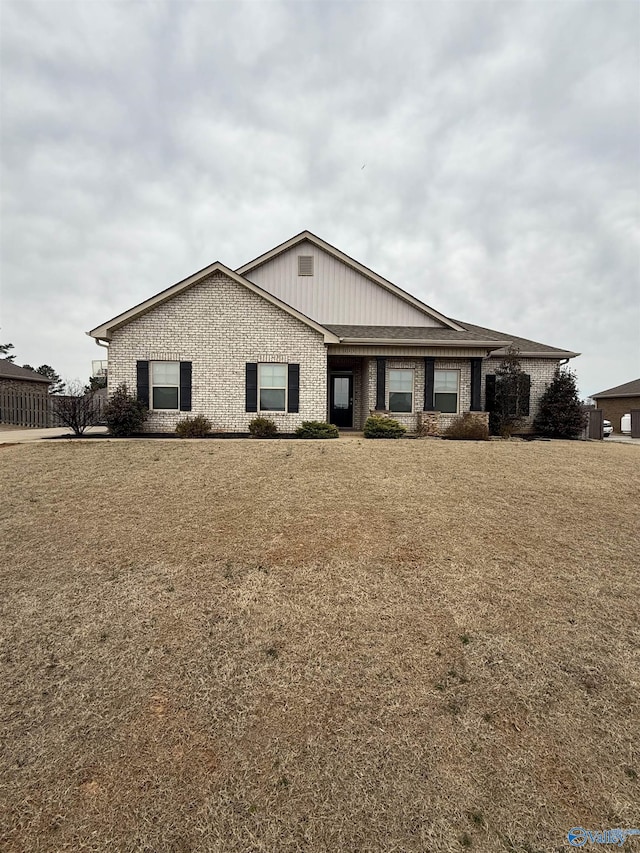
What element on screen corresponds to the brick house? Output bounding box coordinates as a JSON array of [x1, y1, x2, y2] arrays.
[[591, 379, 640, 433], [88, 231, 579, 434]]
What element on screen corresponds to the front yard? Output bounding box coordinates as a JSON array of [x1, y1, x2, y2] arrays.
[[1, 438, 638, 852]]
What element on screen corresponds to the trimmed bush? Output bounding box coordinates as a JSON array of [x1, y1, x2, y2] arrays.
[[443, 413, 489, 441], [249, 416, 278, 437], [175, 414, 212, 438], [295, 421, 339, 439], [104, 383, 147, 436], [363, 415, 406, 439], [534, 367, 587, 438]]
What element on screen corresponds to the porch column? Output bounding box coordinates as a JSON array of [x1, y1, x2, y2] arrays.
[[423, 357, 435, 410], [375, 357, 386, 410], [470, 358, 482, 411]]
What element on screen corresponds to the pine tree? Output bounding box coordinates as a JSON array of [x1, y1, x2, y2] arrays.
[[534, 367, 586, 438]]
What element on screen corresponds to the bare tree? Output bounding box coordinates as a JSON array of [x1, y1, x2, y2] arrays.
[[50, 381, 101, 436]]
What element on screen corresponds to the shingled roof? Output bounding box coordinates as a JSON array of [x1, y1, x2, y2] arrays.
[[591, 378, 640, 398], [0, 360, 52, 383], [324, 321, 578, 357]]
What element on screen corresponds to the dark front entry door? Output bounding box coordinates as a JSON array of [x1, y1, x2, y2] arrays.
[[330, 373, 353, 428]]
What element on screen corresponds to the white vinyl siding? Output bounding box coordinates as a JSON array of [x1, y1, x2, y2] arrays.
[[245, 241, 442, 327]]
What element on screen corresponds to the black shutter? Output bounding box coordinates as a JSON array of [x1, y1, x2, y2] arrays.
[[179, 361, 192, 411], [470, 358, 482, 411], [520, 374, 531, 416], [245, 363, 258, 412], [424, 357, 435, 410], [485, 374, 496, 412], [376, 358, 386, 410], [136, 360, 149, 407], [287, 364, 300, 413]]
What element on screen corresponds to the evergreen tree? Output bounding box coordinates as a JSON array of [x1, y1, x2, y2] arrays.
[[489, 347, 531, 437], [34, 365, 65, 394], [534, 367, 586, 438], [0, 342, 16, 362]]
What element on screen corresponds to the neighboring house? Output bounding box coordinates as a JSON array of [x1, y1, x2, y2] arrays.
[[0, 360, 52, 427], [591, 379, 640, 433], [88, 231, 579, 434]]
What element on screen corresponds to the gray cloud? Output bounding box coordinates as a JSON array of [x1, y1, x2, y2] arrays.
[[1, 0, 638, 396]]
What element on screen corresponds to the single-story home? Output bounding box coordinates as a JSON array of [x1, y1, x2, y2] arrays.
[[0, 360, 52, 427], [591, 379, 640, 433], [88, 231, 579, 434]]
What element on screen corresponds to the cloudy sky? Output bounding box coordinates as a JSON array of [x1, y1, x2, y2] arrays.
[[1, 0, 638, 397]]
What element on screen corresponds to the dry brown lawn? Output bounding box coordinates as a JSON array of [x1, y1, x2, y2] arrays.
[[1, 437, 639, 853]]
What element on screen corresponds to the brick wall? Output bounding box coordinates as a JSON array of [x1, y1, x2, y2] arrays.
[[595, 397, 640, 432], [362, 356, 562, 433], [108, 272, 328, 433]]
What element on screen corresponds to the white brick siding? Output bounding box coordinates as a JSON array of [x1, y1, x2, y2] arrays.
[[481, 357, 561, 430], [108, 272, 328, 433], [362, 355, 561, 432]]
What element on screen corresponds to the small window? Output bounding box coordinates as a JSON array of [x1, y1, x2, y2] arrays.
[[298, 255, 314, 276], [434, 369, 459, 413], [389, 368, 413, 413], [151, 361, 180, 410], [259, 363, 287, 412]]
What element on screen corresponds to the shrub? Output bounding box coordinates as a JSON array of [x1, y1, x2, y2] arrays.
[[50, 380, 101, 436], [295, 420, 339, 439], [534, 367, 587, 438], [104, 383, 147, 436], [443, 413, 489, 441], [363, 415, 406, 439], [175, 414, 212, 438], [249, 416, 278, 437], [488, 347, 530, 437]]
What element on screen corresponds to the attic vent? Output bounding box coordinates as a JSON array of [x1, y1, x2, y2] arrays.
[[298, 255, 314, 276]]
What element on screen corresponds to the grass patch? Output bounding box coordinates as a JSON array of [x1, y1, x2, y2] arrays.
[[0, 438, 639, 852]]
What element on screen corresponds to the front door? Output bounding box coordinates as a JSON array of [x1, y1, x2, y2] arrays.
[[330, 373, 353, 428]]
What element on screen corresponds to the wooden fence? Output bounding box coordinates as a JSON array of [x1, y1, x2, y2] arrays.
[[0, 389, 107, 429]]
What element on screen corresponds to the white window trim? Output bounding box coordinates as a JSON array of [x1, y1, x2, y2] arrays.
[[258, 362, 288, 413], [434, 369, 460, 415], [388, 367, 415, 414], [150, 361, 180, 412]]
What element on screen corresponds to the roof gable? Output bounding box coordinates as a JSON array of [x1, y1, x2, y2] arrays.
[[88, 262, 340, 343], [591, 378, 640, 398], [0, 360, 52, 383], [237, 231, 463, 330]]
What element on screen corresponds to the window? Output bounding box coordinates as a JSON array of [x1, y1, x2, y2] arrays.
[[434, 369, 459, 413], [298, 255, 314, 276], [259, 363, 287, 411], [389, 368, 413, 413], [151, 361, 180, 410]]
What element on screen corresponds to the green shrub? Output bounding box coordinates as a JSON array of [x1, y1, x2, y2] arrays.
[[104, 383, 147, 436], [295, 420, 339, 439], [443, 413, 489, 441], [249, 416, 278, 437], [175, 414, 212, 438], [363, 415, 406, 439], [534, 367, 587, 438]]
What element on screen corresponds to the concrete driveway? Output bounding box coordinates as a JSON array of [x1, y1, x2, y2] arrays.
[[0, 426, 108, 444], [605, 434, 639, 444]]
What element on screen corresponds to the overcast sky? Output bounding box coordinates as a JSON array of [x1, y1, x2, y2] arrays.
[[1, 0, 638, 397]]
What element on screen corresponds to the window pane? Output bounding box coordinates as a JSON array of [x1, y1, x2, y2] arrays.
[[153, 387, 179, 409], [260, 364, 286, 387], [390, 391, 412, 412], [333, 377, 349, 409], [152, 362, 180, 385], [435, 392, 457, 413], [389, 369, 413, 392], [260, 388, 285, 411], [434, 370, 458, 393]]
